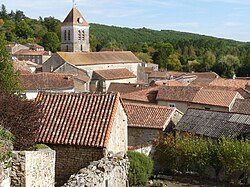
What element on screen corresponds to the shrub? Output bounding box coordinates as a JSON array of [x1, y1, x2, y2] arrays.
[[128, 150, 153, 186], [0, 126, 14, 162]]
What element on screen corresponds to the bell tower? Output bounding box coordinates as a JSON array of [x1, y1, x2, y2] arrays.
[[61, 7, 90, 52]]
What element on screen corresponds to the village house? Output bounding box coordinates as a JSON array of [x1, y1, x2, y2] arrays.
[[7, 42, 51, 64], [20, 73, 74, 99], [52, 62, 90, 92], [35, 92, 128, 186], [176, 108, 250, 139], [124, 103, 183, 147], [108, 82, 150, 94], [42, 7, 144, 92], [91, 68, 137, 92], [156, 86, 243, 113]]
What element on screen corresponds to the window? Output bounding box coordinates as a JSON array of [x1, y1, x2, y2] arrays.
[[64, 30, 67, 41], [205, 107, 211, 110], [169, 103, 175, 107], [82, 30, 85, 40], [68, 30, 71, 40], [66, 45, 69, 52], [81, 45, 83, 51], [78, 30, 81, 40]]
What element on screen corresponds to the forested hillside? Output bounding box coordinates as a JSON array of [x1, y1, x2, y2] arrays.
[[1, 4, 250, 77]]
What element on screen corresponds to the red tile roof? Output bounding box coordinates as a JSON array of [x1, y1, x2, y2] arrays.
[[154, 80, 185, 86], [14, 49, 50, 56], [124, 103, 176, 129], [231, 99, 250, 114], [192, 89, 241, 107], [209, 78, 250, 89], [148, 71, 169, 79], [156, 86, 201, 102], [122, 87, 159, 103], [94, 68, 136, 80], [35, 92, 121, 148], [20, 73, 74, 90], [108, 83, 150, 94]]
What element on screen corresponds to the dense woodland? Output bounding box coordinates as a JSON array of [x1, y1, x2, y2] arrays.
[[1, 4, 250, 77]]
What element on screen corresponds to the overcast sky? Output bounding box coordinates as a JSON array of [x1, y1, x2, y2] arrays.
[[2, 0, 250, 42]]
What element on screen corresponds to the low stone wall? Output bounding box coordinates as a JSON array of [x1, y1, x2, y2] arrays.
[[0, 162, 11, 187], [11, 148, 55, 187], [63, 152, 129, 187]]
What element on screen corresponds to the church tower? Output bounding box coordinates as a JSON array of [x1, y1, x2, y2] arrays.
[[61, 8, 90, 52]]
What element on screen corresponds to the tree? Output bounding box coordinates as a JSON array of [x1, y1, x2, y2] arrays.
[[0, 94, 42, 150], [15, 20, 34, 39], [167, 53, 182, 71], [0, 34, 20, 93], [41, 32, 60, 52], [153, 42, 174, 69], [136, 52, 153, 63], [0, 4, 9, 20], [213, 55, 241, 78], [201, 51, 216, 71]]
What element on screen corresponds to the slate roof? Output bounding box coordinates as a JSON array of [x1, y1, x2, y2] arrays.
[[62, 8, 89, 26], [57, 51, 141, 66], [36, 92, 121, 148], [231, 99, 250, 114], [20, 73, 74, 90], [192, 89, 240, 107], [94, 68, 136, 80], [122, 87, 159, 103], [156, 86, 201, 102], [108, 83, 150, 94], [175, 108, 250, 138], [124, 103, 176, 129]]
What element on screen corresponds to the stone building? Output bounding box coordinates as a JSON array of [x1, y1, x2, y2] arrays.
[[61, 8, 90, 52], [35, 92, 128, 186], [124, 103, 183, 147]]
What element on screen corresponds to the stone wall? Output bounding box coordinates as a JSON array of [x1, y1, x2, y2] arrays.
[[63, 152, 128, 187], [49, 145, 104, 186], [128, 127, 161, 147], [0, 162, 11, 187], [11, 149, 55, 187]]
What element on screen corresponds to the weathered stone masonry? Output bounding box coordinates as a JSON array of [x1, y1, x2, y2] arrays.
[[49, 145, 104, 186]]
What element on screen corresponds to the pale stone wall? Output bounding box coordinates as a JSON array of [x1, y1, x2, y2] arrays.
[[11, 149, 55, 187], [49, 145, 104, 186], [130, 145, 153, 156], [0, 162, 11, 187], [107, 102, 128, 154], [157, 100, 189, 113], [128, 127, 161, 147], [43, 53, 66, 72], [189, 103, 229, 112], [63, 152, 128, 187]]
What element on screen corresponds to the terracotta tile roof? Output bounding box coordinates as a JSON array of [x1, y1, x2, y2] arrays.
[[167, 71, 187, 77], [20, 73, 74, 90], [57, 51, 141, 66], [231, 99, 250, 114], [192, 89, 240, 107], [176, 108, 250, 139], [62, 8, 89, 26], [94, 68, 136, 80], [156, 86, 201, 102], [155, 80, 185, 86], [191, 72, 219, 79], [143, 67, 154, 74], [188, 78, 215, 87], [14, 49, 50, 56], [124, 103, 176, 129], [35, 92, 121, 147], [209, 78, 250, 89], [148, 71, 169, 79], [122, 87, 159, 103], [108, 83, 150, 94]]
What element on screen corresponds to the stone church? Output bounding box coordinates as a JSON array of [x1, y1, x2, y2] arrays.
[[43, 7, 145, 92]]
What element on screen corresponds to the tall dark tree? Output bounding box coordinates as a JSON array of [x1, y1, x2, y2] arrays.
[[0, 34, 20, 93]]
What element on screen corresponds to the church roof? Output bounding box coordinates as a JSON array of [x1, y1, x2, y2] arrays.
[[56, 51, 142, 65], [62, 8, 89, 26]]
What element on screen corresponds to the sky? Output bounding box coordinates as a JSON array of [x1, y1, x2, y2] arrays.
[[2, 0, 250, 42]]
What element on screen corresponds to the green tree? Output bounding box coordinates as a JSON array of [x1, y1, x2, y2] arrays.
[[15, 20, 34, 39], [201, 51, 216, 71], [41, 32, 60, 52], [0, 35, 20, 93], [136, 52, 153, 63], [167, 53, 182, 71], [0, 4, 9, 20], [153, 42, 174, 69]]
